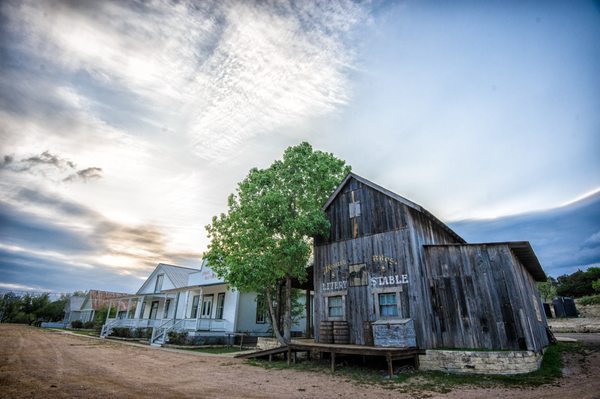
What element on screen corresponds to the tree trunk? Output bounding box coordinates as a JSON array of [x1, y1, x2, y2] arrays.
[[265, 289, 285, 345], [283, 275, 292, 344]]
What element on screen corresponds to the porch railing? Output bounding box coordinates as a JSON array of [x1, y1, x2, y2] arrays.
[[102, 317, 232, 341]]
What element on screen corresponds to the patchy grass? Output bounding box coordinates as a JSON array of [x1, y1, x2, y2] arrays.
[[51, 328, 99, 337], [247, 342, 584, 395]]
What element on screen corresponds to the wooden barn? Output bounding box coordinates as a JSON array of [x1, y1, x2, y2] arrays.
[[313, 173, 549, 354]]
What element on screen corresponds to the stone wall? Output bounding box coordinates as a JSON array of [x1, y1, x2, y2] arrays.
[[418, 349, 543, 375]]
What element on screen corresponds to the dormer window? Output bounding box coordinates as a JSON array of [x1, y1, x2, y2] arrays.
[[154, 274, 164, 293]]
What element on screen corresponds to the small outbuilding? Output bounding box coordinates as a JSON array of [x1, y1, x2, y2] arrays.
[[312, 173, 549, 373]]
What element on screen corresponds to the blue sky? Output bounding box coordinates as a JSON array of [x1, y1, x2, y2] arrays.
[[0, 0, 598, 294]]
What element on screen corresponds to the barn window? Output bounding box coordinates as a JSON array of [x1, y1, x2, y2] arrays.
[[379, 293, 399, 317], [349, 201, 361, 218], [328, 296, 343, 317]]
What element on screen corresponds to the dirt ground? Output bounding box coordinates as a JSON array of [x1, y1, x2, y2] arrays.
[[1, 325, 599, 399]]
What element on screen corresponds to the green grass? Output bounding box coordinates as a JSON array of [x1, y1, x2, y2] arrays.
[[246, 342, 585, 395]]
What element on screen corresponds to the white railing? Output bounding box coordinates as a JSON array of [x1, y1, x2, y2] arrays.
[[102, 317, 233, 342], [100, 319, 119, 338]]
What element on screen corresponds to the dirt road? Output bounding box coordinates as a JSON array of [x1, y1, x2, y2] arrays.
[[1, 324, 599, 398]]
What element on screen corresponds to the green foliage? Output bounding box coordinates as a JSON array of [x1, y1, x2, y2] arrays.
[[205, 142, 350, 342], [0, 292, 66, 325], [167, 330, 190, 345], [577, 294, 600, 306], [110, 327, 133, 338], [71, 320, 84, 329], [592, 278, 600, 294], [134, 328, 152, 339], [537, 278, 557, 303], [556, 267, 600, 298]]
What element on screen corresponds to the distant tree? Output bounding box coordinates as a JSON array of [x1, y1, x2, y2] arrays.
[[556, 267, 600, 298], [0, 293, 67, 325], [0, 292, 21, 322], [537, 277, 557, 303], [205, 142, 350, 344]]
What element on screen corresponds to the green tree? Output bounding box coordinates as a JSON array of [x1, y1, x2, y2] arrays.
[[537, 277, 557, 303], [556, 267, 600, 298], [205, 142, 350, 344]]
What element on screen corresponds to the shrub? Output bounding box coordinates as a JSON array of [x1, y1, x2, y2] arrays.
[[577, 294, 600, 306], [83, 321, 95, 329], [71, 320, 83, 329], [110, 327, 133, 338], [167, 331, 190, 345], [134, 328, 152, 339]]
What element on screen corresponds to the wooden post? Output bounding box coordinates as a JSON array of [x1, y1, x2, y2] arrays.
[[287, 347, 292, 366], [386, 353, 393, 378], [331, 351, 336, 373], [305, 289, 311, 338]]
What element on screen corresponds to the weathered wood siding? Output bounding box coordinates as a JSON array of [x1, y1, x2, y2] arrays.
[[423, 244, 549, 351], [314, 177, 462, 347], [314, 176, 548, 351]]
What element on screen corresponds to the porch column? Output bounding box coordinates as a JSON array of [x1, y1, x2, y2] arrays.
[[105, 299, 113, 324], [196, 289, 203, 329], [133, 297, 142, 319], [183, 291, 190, 319], [173, 292, 180, 321], [126, 298, 132, 319], [305, 289, 311, 338]]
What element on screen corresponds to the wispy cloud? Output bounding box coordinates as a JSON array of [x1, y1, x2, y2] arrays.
[[1, 0, 367, 162]]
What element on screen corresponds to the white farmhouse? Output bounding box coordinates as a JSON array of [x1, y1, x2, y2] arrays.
[[100, 261, 303, 345]]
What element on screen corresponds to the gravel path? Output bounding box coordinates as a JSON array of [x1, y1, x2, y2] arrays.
[[1, 324, 598, 398]]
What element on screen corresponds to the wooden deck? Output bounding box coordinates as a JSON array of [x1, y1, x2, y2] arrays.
[[237, 339, 420, 377]]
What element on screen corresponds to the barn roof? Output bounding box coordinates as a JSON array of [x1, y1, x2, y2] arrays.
[[424, 242, 546, 281], [323, 173, 465, 244]]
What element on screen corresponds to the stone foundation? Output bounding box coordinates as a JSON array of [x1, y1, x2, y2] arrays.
[[256, 337, 281, 350], [418, 349, 544, 375]]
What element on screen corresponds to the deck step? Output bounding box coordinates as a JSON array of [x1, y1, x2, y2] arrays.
[[234, 346, 288, 359]]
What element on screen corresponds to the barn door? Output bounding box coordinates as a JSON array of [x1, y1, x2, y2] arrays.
[[347, 263, 369, 345]]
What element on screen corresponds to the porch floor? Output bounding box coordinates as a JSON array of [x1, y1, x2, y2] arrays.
[[237, 338, 420, 377]]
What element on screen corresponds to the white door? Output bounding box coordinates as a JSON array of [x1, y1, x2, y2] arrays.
[[201, 295, 214, 318]]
